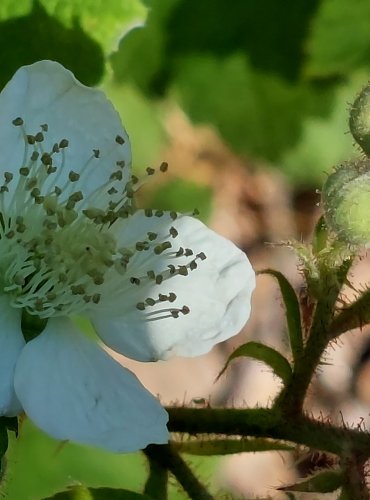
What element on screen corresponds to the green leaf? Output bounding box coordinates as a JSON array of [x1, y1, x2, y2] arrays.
[[278, 470, 343, 493], [173, 438, 293, 456], [258, 270, 303, 365], [217, 341, 292, 384], [0, 0, 146, 90], [44, 485, 152, 500], [306, 0, 370, 77]]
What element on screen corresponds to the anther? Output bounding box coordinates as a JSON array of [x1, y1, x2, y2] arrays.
[[4, 172, 13, 183], [136, 302, 145, 311], [110, 170, 123, 181], [154, 242, 172, 255], [93, 149, 100, 158], [130, 277, 141, 285], [115, 135, 125, 145], [68, 171, 80, 182], [145, 209, 153, 217], [19, 167, 30, 176], [146, 167, 155, 175], [59, 139, 69, 148], [92, 293, 101, 304], [155, 275, 163, 284], [160, 162, 168, 172], [41, 153, 52, 166], [147, 232, 157, 241], [12, 117, 24, 126], [35, 132, 44, 142], [169, 227, 178, 238], [30, 151, 39, 162], [71, 285, 86, 295], [27, 135, 35, 145], [40, 124, 48, 132]]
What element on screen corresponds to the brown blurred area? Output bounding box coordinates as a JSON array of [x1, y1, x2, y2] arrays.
[[115, 110, 370, 498]]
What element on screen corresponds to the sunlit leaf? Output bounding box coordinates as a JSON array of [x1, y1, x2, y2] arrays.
[[217, 341, 292, 384]]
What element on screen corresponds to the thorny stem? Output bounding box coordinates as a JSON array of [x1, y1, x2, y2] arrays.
[[274, 281, 341, 415], [143, 446, 168, 500], [167, 407, 370, 457], [143, 443, 214, 500]]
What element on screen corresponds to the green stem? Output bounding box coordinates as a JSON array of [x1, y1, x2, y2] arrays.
[[275, 297, 336, 415], [167, 407, 370, 457], [143, 447, 168, 500], [331, 290, 370, 339], [143, 444, 214, 500], [339, 455, 368, 500]]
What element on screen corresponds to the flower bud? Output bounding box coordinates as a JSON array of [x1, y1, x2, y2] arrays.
[[349, 82, 370, 156], [321, 158, 370, 246]]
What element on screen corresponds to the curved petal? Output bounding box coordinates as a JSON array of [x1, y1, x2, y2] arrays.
[[0, 60, 131, 207], [92, 212, 255, 361], [14, 317, 168, 452], [0, 295, 25, 416]]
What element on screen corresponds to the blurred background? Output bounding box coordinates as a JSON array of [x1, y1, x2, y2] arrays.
[[3, 0, 370, 498]]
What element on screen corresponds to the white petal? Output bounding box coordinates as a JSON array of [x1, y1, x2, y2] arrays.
[[92, 212, 255, 361], [14, 317, 169, 452], [0, 295, 25, 416], [0, 60, 131, 206]]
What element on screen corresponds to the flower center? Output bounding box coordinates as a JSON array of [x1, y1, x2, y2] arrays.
[[0, 118, 206, 321], [0, 118, 131, 317]]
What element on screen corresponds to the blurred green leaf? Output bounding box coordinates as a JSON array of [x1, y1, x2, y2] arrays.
[[174, 438, 293, 456], [217, 341, 292, 384], [306, 0, 370, 77], [258, 270, 303, 365], [278, 469, 343, 493], [113, 0, 319, 89], [104, 82, 167, 171], [173, 54, 330, 163], [44, 485, 152, 499], [3, 420, 219, 500]]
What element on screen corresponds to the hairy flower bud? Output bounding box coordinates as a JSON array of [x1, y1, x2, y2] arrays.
[[349, 81, 370, 156], [321, 159, 370, 246]]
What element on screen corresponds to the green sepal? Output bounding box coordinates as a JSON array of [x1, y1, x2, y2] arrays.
[[0, 416, 17, 436], [217, 341, 292, 385], [258, 270, 303, 364], [173, 438, 293, 456], [43, 486, 153, 499], [0, 422, 7, 470], [312, 215, 329, 255], [278, 469, 343, 493]]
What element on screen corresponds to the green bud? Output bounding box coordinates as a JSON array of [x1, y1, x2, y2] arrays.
[[349, 81, 370, 155], [322, 158, 370, 245]]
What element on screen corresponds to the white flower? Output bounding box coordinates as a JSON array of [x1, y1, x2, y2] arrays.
[[0, 61, 255, 452]]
